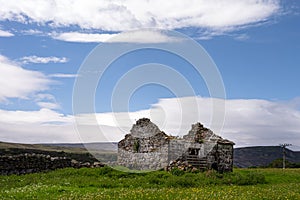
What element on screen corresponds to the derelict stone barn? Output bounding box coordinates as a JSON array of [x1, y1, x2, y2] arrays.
[[118, 118, 235, 173]]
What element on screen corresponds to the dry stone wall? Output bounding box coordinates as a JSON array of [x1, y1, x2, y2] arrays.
[[0, 153, 72, 175], [0, 153, 104, 175]]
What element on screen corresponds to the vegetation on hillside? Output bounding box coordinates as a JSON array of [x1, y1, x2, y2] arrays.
[[267, 158, 300, 168]]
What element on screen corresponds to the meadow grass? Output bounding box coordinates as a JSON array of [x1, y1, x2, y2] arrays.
[[0, 167, 299, 199]]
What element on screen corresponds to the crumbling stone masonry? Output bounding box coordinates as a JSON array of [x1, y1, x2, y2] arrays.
[[118, 118, 235, 173], [0, 153, 104, 175]]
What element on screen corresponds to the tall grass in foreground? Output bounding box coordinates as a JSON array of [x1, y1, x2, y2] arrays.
[[0, 167, 299, 199]]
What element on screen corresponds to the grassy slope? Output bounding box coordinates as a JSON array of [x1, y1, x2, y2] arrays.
[[0, 141, 117, 153], [0, 141, 88, 154], [0, 168, 299, 200], [0, 141, 117, 163]]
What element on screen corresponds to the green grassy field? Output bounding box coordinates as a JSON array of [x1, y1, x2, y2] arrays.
[[0, 167, 299, 200]]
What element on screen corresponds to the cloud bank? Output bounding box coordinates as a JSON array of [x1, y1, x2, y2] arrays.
[[0, 0, 280, 40], [0, 55, 51, 101], [52, 30, 181, 43], [0, 96, 299, 150], [0, 108, 76, 143]]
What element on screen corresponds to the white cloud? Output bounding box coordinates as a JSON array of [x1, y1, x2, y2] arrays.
[[0, 55, 51, 102], [0, 108, 122, 143], [21, 29, 43, 35], [75, 97, 300, 149], [108, 30, 181, 43], [51, 30, 180, 43], [234, 33, 250, 41], [1, 96, 299, 150], [0, 108, 71, 124], [0, 29, 14, 37], [20, 55, 68, 64], [51, 32, 117, 43], [0, 108, 79, 143], [0, 122, 79, 144], [34, 93, 60, 110], [0, 0, 280, 35], [34, 93, 56, 102], [37, 102, 60, 110], [49, 73, 79, 78]]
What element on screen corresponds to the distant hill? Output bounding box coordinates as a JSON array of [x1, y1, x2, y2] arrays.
[[234, 146, 300, 168], [0, 141, 117, 153], [0, 141, 88, 154], [0, 141, 117, 163], [1, 142, 300, 168], [43, 142, 118, 152]]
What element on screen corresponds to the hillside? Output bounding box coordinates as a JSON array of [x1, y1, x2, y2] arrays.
[[0, 141, 88, 154], [234, 146, 300, 168], [0, 141, 117, 163], [44, 142, 118, 152]]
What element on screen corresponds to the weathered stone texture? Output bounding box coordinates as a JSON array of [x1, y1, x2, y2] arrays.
[[0, 153, 104, 175], [130, 118, 162, 138], [118, 118, 235, 172], [0, 153, 71, 175], [216, 143, 234, 172], [118, 147, 169, 170]]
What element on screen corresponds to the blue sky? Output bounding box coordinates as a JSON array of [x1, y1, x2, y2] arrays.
[[0, 0, 299, 149]]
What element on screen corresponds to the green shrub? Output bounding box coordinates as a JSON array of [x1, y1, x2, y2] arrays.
[[98, 166, 114, 175], [167, 176, 197, 187], [133, 140, 140, 152], [170, 168, 185, 176], [224, 171, 266, 185]]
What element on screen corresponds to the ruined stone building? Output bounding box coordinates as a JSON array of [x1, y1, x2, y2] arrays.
[[118, 118, 235, 172]]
